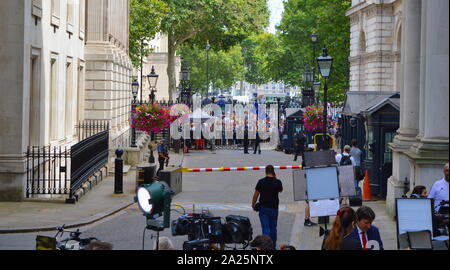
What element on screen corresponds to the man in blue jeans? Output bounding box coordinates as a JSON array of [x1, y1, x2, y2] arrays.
[[252, 165, 283, 247]]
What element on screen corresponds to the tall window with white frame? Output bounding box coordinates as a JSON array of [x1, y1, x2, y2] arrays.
[[67, 0, 74, 33], [65, 59, 73, 139], [51, 0, 60, 27], [50, 55, 58, 142], [79, 0, 86, 39], [29, 49, 41, 146]]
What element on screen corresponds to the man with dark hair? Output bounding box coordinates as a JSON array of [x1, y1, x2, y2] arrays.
[[347, 206, 383, 250], [252, 165, 283, 247], [250, 235, 275, 250]]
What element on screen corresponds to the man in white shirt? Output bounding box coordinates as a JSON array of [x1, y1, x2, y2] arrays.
[[428, 163, 449, 213]]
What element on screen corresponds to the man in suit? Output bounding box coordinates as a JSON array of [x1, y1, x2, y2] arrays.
[[347, 206, 384, 250]]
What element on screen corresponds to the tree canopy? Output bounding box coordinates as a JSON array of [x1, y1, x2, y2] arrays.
[[179, 45, 245, 94], [159, 0, 269, 99], [275, 0, 351, 103], [129, 0, 168, 68]]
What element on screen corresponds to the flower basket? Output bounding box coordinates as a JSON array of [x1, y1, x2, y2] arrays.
[[131, 103, 178, 135], [302, 106, 333, 134]]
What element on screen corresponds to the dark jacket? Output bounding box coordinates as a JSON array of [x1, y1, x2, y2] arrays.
[[347, 225, 384, 250]]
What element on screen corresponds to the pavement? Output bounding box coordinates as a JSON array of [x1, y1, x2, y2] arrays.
[[0, 151, 185, 234], [0, 149, 400, 250]]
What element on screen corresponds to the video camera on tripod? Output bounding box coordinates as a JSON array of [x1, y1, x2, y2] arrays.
[[434, 200, 449, 237], [171, 212, 253, 250]]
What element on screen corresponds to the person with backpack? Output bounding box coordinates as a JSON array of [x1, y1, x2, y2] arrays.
[[336, 145, 356, 167], [336, 145, 356, 206]]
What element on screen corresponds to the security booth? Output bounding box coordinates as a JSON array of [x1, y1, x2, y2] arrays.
[[282, 108, 307, 154], [341, 92, 400, 198]]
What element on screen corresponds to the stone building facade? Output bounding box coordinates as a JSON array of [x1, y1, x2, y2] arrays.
[[0, 0, 135, 201], [347, 0, 403, 93], [84, 0, 133, 152], [387, 0, 449, 216]]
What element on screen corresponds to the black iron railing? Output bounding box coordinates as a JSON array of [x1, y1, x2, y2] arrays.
[[68, 130, 109, 203], [26, 146, 70, 197], [26, 123, 109, 202], [76, 120, 110, 141]]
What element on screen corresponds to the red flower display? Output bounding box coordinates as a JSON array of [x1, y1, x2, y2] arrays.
[[131, 103, 178, 134]]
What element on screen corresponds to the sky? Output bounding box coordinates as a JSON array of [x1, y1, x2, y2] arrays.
[[267, 0, 285, 34]]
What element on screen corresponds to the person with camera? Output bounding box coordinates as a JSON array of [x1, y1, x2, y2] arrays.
[[252, 165, 283, 248], [322, 207, 362, 250], [428, 163, 449, 213], [347, 206, 383, 250]]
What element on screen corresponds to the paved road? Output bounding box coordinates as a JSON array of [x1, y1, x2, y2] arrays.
[[0, 150, 399, 250]]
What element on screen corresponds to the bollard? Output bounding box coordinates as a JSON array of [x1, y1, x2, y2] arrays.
[[114, 148, 124, 194]]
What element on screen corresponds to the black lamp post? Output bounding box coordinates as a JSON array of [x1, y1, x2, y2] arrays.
[[130, 80, 139, 147], [205, 41, 211, 96], [313, 80, 321, 105], [302, 64, 314, 107], [180, 60, 191, 105], [310, 33, 319, 105], [317, 47, 333, 150], [147, 66, 159, 105]]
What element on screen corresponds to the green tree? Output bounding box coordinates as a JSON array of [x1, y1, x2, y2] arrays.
[[159, 0, 269, 100], [179, 45, 245, 95], [274, 0, 351, 103], [129, 0, 167, 68]]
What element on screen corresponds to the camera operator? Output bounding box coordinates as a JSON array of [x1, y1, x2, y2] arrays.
[[428, 163, 449, 213], [252, 165, 283, 248]]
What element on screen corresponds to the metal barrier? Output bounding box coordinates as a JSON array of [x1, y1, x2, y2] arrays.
[[68, 130, 109, 203]]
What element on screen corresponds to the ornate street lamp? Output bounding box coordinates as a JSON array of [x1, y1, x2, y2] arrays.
[[130, 80, 140, 148], [132, 79, 139, 104], [147, 66, 159, 105], [302, 64, 314, 107], [317, 47, 333, 150]]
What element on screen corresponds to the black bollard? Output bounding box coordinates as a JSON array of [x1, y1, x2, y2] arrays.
[[114, 148, 124, 194]]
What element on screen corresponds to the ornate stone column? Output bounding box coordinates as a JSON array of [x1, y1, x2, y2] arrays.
[[387, 0, 422, 216], [406, 0, 449, 190]]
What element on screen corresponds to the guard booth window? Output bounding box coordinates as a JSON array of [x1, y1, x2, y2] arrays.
[[366, 127, 374, 161]]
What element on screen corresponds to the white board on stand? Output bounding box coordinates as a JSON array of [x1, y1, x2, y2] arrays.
[[309, 199, 340, 218]]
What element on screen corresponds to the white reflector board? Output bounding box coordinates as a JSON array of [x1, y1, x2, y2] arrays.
[[306, 166, 339, 200], [310, 199, 340, 218], [396, 198, 433, 235]]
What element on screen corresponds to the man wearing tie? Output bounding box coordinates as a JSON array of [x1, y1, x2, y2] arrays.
[[347, 206, 384, 250]]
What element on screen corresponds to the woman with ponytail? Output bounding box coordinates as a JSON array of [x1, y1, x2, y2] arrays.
[[322, 207, 362, 250]]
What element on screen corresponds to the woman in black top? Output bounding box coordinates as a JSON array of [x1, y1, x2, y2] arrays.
[[252, 165, 283, 247]]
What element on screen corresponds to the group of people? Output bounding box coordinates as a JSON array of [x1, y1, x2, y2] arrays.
[[249, 161, 448, 250]]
